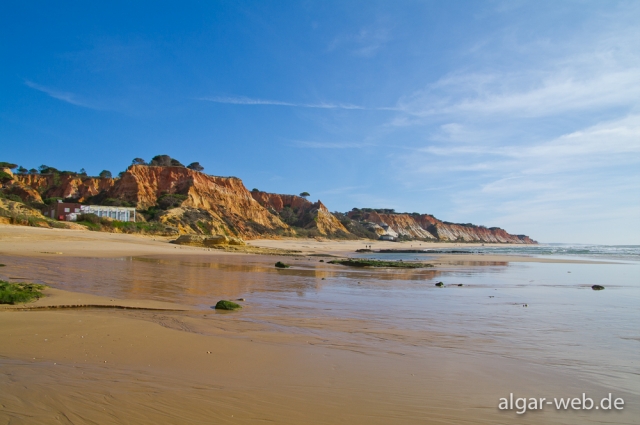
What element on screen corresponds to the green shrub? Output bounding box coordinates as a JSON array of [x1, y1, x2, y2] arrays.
[[77, 213, 101, 224], [0, 171, 13, 183], [101, 198, 133, 207], [214, 300, 242, 310], [0, 193, 23, 203], [157, 193, 187, 210], [0, 281, 46, 304], [43, 197, 63, 205]]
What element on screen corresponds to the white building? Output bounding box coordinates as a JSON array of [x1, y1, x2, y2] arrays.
[[66, 205, 136, 222]]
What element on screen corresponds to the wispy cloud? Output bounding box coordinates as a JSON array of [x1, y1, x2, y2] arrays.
[[291, 140, 375, 149], [198, 95, 399, 111], [24, 80, 99, 109], [396, 69, 640, 120], [199, 95, 364, 110], [402, 114, 640, 179]]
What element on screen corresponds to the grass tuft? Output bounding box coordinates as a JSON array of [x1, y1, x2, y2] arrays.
[[214, 300, 242, 310]]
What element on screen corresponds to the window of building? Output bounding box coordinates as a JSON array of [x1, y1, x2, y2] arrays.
[[64, 208, 70, 212], [74, 208, 80, 212]]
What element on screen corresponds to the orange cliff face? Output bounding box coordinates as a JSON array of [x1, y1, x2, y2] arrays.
[[350, 211, 537, 244], [109, 166, 289, 238], [250, 191, 351, 237], [13, 173, 115, 203], [12, 166, 290, 238]]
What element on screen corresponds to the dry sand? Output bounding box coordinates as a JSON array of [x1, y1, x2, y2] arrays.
[[0, 224, 628, 424], [1, 224, 601, 263]]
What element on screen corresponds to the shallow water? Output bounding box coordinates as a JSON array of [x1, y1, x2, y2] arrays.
[[1, 251, 638, 398]]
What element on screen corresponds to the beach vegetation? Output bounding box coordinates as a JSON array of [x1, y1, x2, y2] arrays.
[[187, 162, 204, 172], [0, 162, 18, 169], [101, 198, 134, 207], [214, 300, 242, 310], [275, 261, 290, 268], [0, 192, 23, 203], [132, 158, 147, 166], [149, 155, 185, 167], [156, 193, 187, 210], [0, 281, 46, 304], [38, 165, 59, 174], [43, 197, 63, 205], [0, 171, 13, 183]]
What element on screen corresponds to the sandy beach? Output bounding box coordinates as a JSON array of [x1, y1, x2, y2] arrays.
[[1, 225, 637, 424]]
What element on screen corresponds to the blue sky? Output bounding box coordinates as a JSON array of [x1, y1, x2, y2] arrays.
[[1, 1, 639, 244]]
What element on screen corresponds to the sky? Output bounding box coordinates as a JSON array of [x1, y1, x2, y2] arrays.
[[1, 1, 639, 244]]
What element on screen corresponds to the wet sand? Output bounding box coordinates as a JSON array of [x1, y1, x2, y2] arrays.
[[0, 225, 637, 424]]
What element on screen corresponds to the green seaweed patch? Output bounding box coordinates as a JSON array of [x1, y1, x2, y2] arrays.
[[0, 281, 46, 304], [328, 259, 433, 268], [275, 261, 290, 269], [0, 264, 5, 267], [214, 300, 242, 310]]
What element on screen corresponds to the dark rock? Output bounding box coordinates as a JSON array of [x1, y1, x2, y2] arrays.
[[435, 282, 444, 287], [458, 284, 463, 286], [591, 285, 605, 291], [275, 261, 290, 268]]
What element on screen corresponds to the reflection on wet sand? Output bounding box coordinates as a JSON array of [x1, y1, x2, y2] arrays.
[[0, 254, 513, 308]]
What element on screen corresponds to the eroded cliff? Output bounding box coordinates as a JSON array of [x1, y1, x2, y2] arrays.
[[5, 164, 536, 243], [250, 191, 351, 237], [349, 211, 536, 244]]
